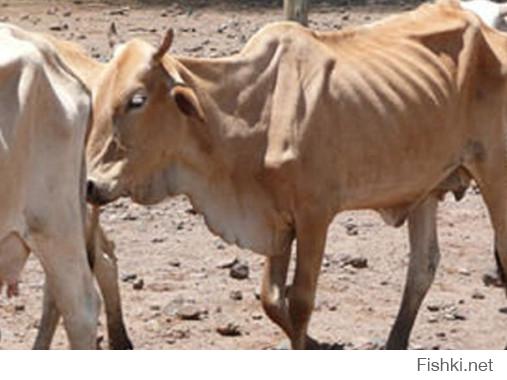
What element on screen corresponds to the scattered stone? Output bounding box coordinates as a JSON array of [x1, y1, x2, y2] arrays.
[[49, 23, 68, 31], [341, 255, 368, 269], [427, 316, 439, 324], [216, 242, 226, 250], [109, 7, 129, 16], [427, 304, 440, 312], [149, 304, 161, 311], [458, 268, 471, 276], [217, 257, 238, 269], [151, 237, 166, 244], [121, 273, 137, 283], [176, 221, 185, 230], [499, 307, 507, 314], [216, 322, 241, 337], [252, 313, 263, 320], [167, 328, 190, 341], [230, 260, 249, 280], [176, 305, 207, 321], [185, 208, 197, 215], [14, 304, 25, 312], [436, 332, 446, 338], [229, 290, 243, 301], [169, 260, 181, 268], [345, 223, 358, 236], [472, 291, 485, 300], [62, 10, 72, 17], [444, 312, 466, 321], [121, 212, 138, 221], [185, 45, 203, 53], [132, 278, 144, 290]]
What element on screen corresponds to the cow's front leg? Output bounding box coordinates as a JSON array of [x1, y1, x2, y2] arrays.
[[33, 280, 61, 349], [94, 247, 133, 349], [261, 241, 292, 339], [386, 195, 440, 349], [288, 213, 328, 349]]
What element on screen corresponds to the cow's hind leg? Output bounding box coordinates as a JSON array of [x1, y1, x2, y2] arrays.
[[33, 280, 61, 349], [386, 195, 440, 349], [33, 234, 100, 349]]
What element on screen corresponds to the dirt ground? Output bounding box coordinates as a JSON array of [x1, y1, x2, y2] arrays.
[[1, 0, 507, 350]]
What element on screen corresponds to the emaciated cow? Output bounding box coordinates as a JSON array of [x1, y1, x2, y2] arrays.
[[0, 23, 99, 348], [85, 0, 507, 349]]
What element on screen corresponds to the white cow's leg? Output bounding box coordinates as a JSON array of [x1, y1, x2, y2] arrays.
[[34, 235, 100, 349], [287, 213, 328, 349], [33, 280, 61, 349], [386, 195, 440, 349], [94, 248, 133, 349]]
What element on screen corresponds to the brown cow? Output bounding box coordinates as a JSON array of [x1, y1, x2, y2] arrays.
[[85, 0, 507, 348]]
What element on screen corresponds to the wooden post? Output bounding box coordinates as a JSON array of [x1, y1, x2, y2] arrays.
[[284, 0, 309, 26]]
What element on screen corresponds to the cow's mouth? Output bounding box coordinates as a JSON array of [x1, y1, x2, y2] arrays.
[[86, 179, 120, 206]]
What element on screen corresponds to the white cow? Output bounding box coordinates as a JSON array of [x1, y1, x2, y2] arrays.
[[0, 23, 99, 349], [461, 0, 507, 30]]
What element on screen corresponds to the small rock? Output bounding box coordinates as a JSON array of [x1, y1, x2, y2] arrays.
[[230, 260, 249, 280], [499, 307, 507, 314], [427, 316, 439, 323], [216, 242, 226, 250], [229, 290, 243, 301], [472, 291, 485, 300], [217, 257, 238, 269], [169, 260, 181, 268], [121, 212, 138, 221], [427, 304, 440, 312], [458, 268, 471, 276], [345, 223, 358, 236], [132, 278, 144, 290], [49, 23, 68, 32], [121, 273, 137, 283], [342, 255, 368, 269], [176, 222, 185, 230], [151, 237, 166, 244], [109, 7, 129, 16], [436, 332, 446, 338], [444, 312, 466, 321], [252, 313, 263, 320], [63, 10, 72, 17], [216, 322, 241, 337], [14, 304, 25, 312], [176, 305, 207, 321], [149, 304, 161, 311]]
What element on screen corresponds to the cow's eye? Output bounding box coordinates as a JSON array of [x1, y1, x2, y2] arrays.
[[127, 93, 147, 110]]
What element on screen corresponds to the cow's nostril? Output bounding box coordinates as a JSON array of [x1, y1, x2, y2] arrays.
[[86, 180, 96, 199]]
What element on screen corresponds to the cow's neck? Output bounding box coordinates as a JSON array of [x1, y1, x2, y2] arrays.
[[159, 53, 291, 255]]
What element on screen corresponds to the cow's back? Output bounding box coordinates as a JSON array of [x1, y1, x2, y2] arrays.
[[0, 23, 90, 238], [253, 2, 492, 214]]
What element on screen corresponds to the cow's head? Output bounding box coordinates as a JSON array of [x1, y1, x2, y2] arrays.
[[86, 29, 205, 205]]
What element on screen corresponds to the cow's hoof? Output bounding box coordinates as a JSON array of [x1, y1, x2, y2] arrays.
[[110, 337, 134, 350]]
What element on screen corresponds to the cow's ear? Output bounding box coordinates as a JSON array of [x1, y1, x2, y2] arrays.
[[170, 85, 206, 122]]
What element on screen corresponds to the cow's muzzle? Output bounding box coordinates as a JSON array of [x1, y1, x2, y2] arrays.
[[86, 179, 114, 206]]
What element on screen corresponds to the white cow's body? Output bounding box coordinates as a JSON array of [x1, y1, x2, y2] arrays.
[[461, 0, 507, 30], [0, 23, 98, 349]]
